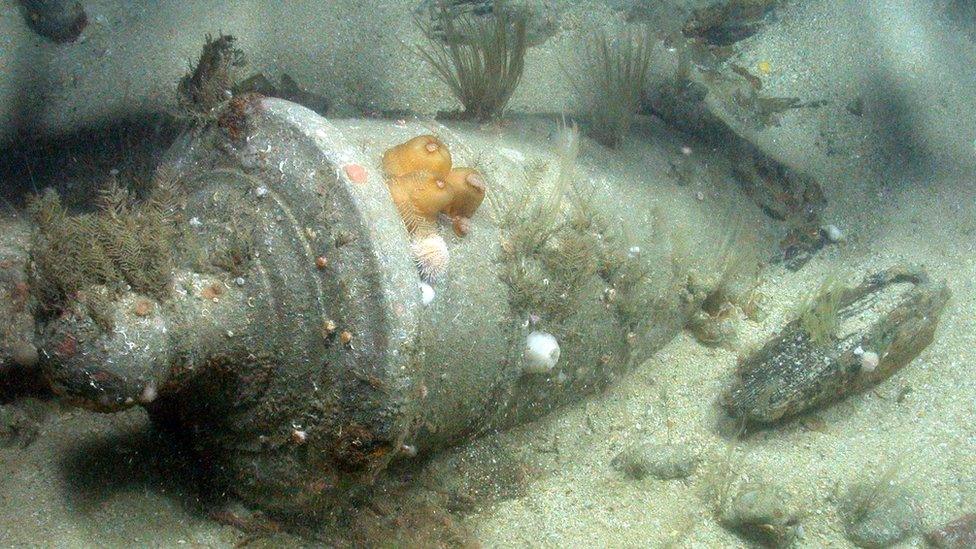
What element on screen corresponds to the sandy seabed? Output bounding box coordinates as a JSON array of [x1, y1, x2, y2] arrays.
[[1, 131, 972, 548], [1, 0, 974, 547]]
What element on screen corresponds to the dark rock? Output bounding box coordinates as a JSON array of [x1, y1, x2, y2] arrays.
[[682, 0, 779, 46], [642, 44, 829, 272], [927, 513, 976, 549], [740, 149, 826, 270], [277, 74, 330, 116], [414, 0, 559, 48], [719, 482, 800, 548], [610, 0, 690, 32], [234, 73, 278, 97], [722, 265, 951, 425], [235, 73, 330, 116], [18, 0, 87, 43], [611, 441, 699, 480]]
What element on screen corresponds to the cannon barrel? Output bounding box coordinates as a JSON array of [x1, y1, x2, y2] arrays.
[[1, 98, 770, 513], [0, 214, 36, 375]]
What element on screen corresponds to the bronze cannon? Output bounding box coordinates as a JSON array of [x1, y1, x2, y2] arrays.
[[0, 97, 769, 513]]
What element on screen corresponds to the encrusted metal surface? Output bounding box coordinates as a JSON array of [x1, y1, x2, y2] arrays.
[[3, 97, 769, 513]]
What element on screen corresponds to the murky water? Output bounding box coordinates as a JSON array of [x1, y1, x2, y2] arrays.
[[1, 1, 974, 547]]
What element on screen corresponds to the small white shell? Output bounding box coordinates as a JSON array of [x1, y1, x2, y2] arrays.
[[823, 224, 845, 242], [860, 350, 879, 373], [498, 147, 525, 163], [420, 282, 435, 305], [524, 331, 560, 374]]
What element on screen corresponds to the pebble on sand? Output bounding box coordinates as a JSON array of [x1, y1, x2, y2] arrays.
[[611, 441, 699, 481]]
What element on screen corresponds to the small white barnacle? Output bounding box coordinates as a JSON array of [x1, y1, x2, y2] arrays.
[[860, 350, 879, 373], [523, 331, 560, 375], [420, 282, 435, 305], [823, 224, 845, 243]]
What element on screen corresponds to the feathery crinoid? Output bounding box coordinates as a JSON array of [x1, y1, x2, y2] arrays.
[[491, 123, 596, 321], [567, 26, 653, 148], [177, 33, 246, 122], [414, 1, 528, 121], [491, 122, 655, 333], [28, 170, 186, 328]]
